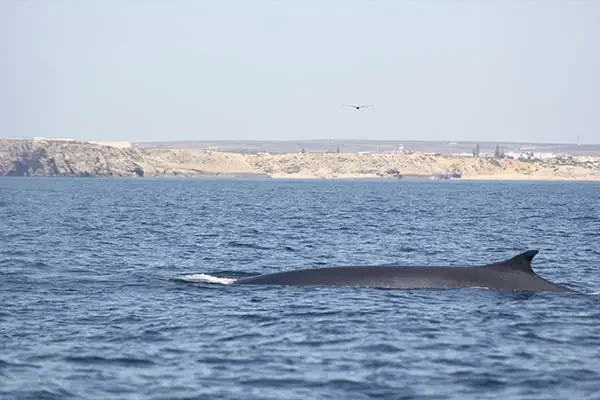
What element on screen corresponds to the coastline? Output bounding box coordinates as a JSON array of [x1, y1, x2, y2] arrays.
[[1, 139, 599, 182]]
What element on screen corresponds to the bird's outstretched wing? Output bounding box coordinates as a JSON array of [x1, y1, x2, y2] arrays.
[[342, 104, 374, 109]]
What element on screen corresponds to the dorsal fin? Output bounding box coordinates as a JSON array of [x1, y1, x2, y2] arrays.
[[491, 250, 539, 273]]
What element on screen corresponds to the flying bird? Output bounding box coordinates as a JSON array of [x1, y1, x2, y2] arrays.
[[342, 104, 374, 110]]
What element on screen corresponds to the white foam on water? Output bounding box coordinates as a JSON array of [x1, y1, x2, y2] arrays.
[[172, 273, 236, 285]]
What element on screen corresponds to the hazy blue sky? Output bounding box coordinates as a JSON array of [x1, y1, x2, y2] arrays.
[[2, 1, 599, 143]]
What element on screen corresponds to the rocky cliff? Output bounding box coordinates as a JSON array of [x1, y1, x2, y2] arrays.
[[1, 139, 599, 180], [0, 140, 267, 178], [0, 140, 149, 177]]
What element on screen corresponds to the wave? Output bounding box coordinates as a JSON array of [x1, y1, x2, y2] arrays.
[[171, 273, 237, 285], [226, 241, 273, 250]]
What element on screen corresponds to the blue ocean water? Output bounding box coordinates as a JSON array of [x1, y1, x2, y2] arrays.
[[1, 177, 599, 400]]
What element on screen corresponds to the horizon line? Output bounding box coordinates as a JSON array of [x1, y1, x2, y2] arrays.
[[1, 137, 597, 146]]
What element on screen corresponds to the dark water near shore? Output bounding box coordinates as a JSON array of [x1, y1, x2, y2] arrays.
[[1, 178, 599, 399]]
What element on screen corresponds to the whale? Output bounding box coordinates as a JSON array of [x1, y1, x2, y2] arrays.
[[235, 250, 574, 292]]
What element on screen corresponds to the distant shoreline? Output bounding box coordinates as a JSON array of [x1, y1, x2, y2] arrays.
[[1, 139, 599, 181], [2, 172, 600, 182]]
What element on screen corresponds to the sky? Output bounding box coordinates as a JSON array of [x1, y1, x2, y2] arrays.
[[1, 1, 599, 144]]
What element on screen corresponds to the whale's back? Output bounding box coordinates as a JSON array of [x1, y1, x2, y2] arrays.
[[235, 251, 573, 292]]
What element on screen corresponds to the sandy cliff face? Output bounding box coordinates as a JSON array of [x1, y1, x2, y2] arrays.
[[245, 153, 600, 180], [145, 148, 260, 176], [1, 140, 598, 180]]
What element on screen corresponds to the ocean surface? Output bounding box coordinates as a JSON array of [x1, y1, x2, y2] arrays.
[[1, 177, 599, 400]]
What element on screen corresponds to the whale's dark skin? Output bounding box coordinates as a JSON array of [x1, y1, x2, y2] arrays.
[[235, 250, 574, 292]]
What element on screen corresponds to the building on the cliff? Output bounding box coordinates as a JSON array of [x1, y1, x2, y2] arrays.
[[504, 151, 565, 161]]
